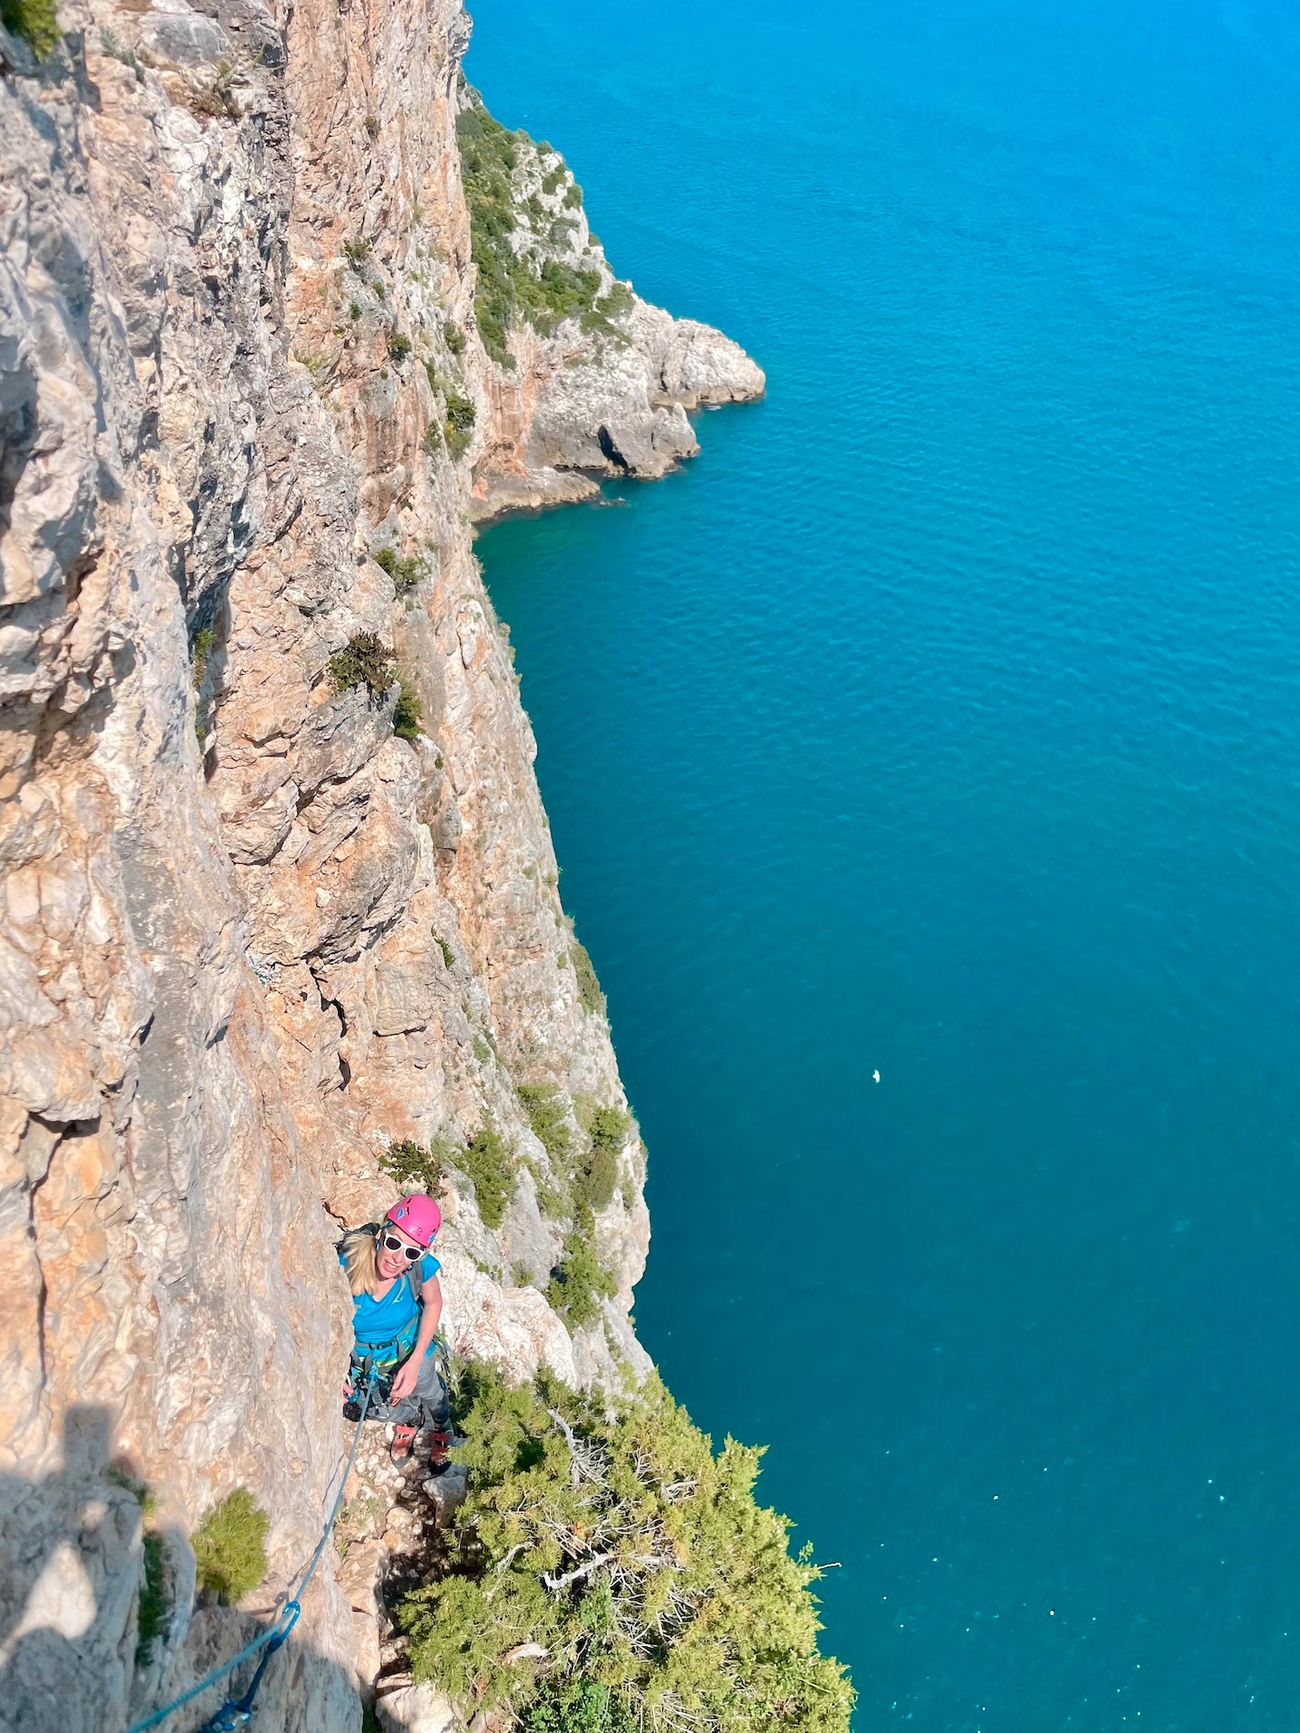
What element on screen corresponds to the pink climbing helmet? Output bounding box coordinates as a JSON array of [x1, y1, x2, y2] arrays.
[[385, 1193, 442, 1246]]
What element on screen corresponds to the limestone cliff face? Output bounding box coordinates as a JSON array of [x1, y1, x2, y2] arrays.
[[0, 0, 761, 1727]]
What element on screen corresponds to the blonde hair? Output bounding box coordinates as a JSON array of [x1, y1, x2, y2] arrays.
[[340, 1226, 380, 1298]]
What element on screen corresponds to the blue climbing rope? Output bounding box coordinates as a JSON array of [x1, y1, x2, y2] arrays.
[[124, 1364, 380, 1733]]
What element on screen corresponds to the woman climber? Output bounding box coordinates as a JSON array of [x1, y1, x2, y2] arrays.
[[338, 1193, 452, 1467]]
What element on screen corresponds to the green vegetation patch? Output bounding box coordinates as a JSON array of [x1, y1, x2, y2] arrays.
[[382, 1137, 444, 1194], [137, 1533, 167, 1665], [393, 674, 423, 741], [546, 1214, 617, 1329], [190, 626, 216, 686], [398, 1367, 853, 1733], [193, 1488, 269, 1605], [107, 1466, 169, 1666], [569, 938, 605, 1016], [382, 1130, 527, 1206], [457, 1120, 515, 1230], [456, 93, 622, 369], [444, 391, 476, 459], [518, 1083, 573, 1168], [373, 545, 429, 597], [329, 632, 396, 700], [573, 1105, 630, 1215], [3, 0, 59, 56]]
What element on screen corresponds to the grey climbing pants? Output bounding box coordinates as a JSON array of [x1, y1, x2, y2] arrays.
[[365, 1349, 450, 1432]]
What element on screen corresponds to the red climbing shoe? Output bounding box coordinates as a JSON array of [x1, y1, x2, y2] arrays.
[[426, 1431, 452, 1473], [390, 1425, 418, 1464]]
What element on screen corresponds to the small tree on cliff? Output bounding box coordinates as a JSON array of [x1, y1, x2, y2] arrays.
[[400, 1367, 853, 1733]]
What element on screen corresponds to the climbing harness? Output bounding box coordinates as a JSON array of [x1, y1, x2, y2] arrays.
[[123, 1361, 382, 1733]]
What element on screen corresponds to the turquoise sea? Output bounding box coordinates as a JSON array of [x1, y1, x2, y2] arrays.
[[467, 2, 1300, 1727]]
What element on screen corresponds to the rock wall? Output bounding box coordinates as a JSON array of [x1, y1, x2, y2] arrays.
[[0, 0, 761, 1727]]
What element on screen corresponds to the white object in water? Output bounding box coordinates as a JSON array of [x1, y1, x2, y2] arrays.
[[872, 1070, 880, 1083]]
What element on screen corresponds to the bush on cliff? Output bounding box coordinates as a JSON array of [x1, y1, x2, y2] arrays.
[[373, 545, 429, 598], [444, 391, 477, 459], [568, 938, 605, 1017], [546, 1213, 617, 1329], [518, 1083, 573, 1168], [192, 1488, 269, 1605], [3, 0, 59, 55], [393, 673, 423, 741], [329, 633, 396, 700], [569, 1103, 631, 1215], [382, 1138, 446, 1194], [398, 1367, 853, 1733], [458, 1120, 515, 1230], [456, 91, 613, 369]]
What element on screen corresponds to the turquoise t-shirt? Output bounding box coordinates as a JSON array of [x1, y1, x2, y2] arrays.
[[342, 1247, 440, 1359]]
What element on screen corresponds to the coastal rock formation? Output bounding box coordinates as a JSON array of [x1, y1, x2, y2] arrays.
[[456, 91, 764, 515], [0, 0, 762, 1726]]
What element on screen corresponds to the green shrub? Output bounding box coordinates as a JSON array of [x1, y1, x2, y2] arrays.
[[3, 0, 59, 55], [388, 330, 412, 363], [190, 626, 216, 686], [328, 632, 395, 700], [444, 320, 466, 356], [582, 281, 635, 339], [434, 935, 456, 971], [444, 391, 476, 459], [517, 1083, 572, 1167], [458, 1121, 514, 1229], [99, 24, 142, 73], [107, 1464, 157, 1517], [589, 1105, 631, 1150], [525, 1680, 634, 1733], [546, 1216, 616, 1328], [343, 236, 372, 267], [575, 1145, 619, 1215], [456, 94, 607, 368], [381, 1138, 443, 1192], [373, 545, 428, 597], [569, 939, 605, 1016], [107, 1466, 169, 1662], [192, 1489, 269, 1605], [535, 1176, 566, 1220], [398, 1367, 852, 1733], [573, 1106, 630, 1214], [137, 1532, 167, 1665], [393, 674, 422, 741]]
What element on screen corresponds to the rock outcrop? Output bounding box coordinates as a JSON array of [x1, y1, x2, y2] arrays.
[[455, 89, 763, 516], [0, 0, 762, 1727]]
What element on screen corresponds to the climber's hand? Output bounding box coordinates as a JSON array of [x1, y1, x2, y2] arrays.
[[389, 1358, 419, 1403]]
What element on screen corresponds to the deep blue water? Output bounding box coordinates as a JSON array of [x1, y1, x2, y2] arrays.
[[466, 2, 1300, 1726]]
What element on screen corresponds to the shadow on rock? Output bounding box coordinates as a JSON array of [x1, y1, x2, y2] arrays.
[[0, 1405, 362, 1733]]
